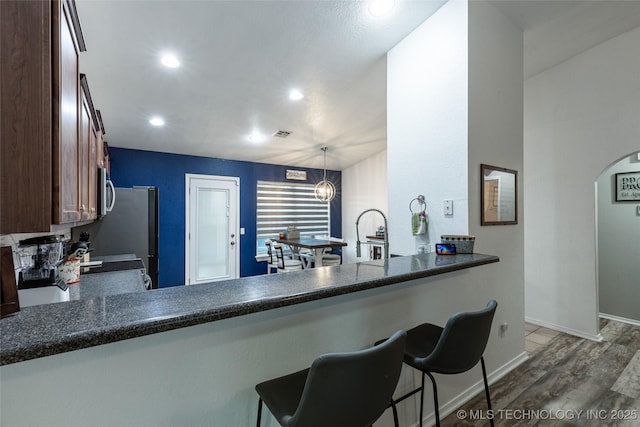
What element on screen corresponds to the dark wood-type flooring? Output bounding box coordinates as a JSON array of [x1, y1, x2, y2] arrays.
[[439, 319, 640, 426]]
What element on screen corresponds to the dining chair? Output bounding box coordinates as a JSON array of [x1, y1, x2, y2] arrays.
[[264, 240, 279, 274], [273, 242, 303, 272], [321, 236, 343, 266], [292, 236, 341, 267], [297, 250, 315, 269]]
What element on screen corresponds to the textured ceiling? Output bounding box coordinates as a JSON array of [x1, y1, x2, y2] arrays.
[[76, 0, 640, 170], [76, 0, 446, 170], [490, 0, 640, 79]]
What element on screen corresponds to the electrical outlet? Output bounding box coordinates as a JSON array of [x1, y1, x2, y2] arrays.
[[444, 199, 453, 216], [499, 323, 508, 338]]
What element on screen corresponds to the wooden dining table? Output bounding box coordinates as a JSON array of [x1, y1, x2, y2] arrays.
[[276, 237, 347, 268]]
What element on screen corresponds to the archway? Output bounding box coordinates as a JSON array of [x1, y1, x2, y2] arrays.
[[595, 152, 640, 325]]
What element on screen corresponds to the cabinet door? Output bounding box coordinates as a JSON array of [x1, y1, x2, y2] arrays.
[[79, 91, 92, 220], [88, 122, 98, 219], [0, 0, 52, 233], [95, 110, 107, 173], [80, 74, 100, 220], [97, 128, 105, 169], [52, 0, 82, 224], [103, 140, 111, 175]]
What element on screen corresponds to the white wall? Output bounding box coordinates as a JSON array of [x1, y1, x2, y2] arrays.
[[467, 0, 525, 368], [387, 0, 526, 419], [387, 0, 469, 257], [597, 153, 640, 322], [524, 26, 640, 338], [341, 149, 388, 264]]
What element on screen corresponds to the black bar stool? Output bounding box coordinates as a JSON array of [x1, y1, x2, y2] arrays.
[[383, 300, 498, 427], [255, 330, 407, 427]]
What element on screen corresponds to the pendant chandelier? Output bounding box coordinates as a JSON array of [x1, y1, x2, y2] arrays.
[[314, 146, 336, 202]]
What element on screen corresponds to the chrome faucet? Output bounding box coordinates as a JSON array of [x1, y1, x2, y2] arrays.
[[356, 208, 389, 259]]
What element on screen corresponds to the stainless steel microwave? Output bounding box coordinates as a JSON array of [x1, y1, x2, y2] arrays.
[[98, 167, 115, 216]]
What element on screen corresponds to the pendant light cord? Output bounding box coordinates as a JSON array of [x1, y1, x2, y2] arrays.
[[322, 147, 328, 180]]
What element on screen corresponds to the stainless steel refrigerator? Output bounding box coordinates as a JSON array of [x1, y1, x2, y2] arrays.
[[73, 187, 159, 288]]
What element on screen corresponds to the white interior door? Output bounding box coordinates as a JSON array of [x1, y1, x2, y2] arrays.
[[186, 174, 239, 285]]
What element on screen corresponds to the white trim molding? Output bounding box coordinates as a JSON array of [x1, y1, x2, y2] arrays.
[[525, 316, 603, 342], [599, 312, 640, 327]]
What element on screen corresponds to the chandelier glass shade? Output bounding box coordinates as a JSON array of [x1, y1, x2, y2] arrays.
[[314, 147, 336, 202], [314, 179, 336, 202]]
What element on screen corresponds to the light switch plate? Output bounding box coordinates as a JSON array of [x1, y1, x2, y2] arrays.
[[240, 228, 245, 235]]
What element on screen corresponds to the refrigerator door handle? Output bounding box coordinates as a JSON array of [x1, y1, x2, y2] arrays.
[[106, 180, 116, 212]]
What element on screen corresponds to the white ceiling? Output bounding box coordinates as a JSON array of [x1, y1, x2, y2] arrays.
[[490, 0, 640, 79], [76, 0, 640, 171]]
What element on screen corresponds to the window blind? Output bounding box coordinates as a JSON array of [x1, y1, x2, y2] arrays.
[[256, 180, 330, 253]]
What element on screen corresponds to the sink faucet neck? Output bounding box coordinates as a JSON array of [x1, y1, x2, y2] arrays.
[[355, 209, 389, 259]]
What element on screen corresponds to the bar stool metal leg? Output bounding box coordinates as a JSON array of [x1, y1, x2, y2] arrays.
[[481, 357, 495, 427], [391, 400, 400, 427], [419, 372, 426, 427], [425, 372, 440, 427]]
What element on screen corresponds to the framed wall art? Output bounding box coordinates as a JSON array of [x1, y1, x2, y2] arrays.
[[615, 171, 640, 202], [286, 169, 307, 181]]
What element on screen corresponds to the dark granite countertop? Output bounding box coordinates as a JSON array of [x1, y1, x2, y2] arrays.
[[0, 253, 498, 366], [68, 269, 147, 300]]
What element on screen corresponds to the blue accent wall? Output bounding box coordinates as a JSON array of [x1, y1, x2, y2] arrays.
[[109, 147, 342, 287]]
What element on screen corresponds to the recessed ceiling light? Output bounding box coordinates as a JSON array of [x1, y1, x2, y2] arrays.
[[289, 89, 304, 101], [149, 117, 165, 126], [248, 132, 265, 143], [368, 0, 395, 17], [161, 54, 180, 68]]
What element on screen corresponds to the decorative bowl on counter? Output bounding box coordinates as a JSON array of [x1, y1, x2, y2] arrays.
[[440, 235, 475, 254]]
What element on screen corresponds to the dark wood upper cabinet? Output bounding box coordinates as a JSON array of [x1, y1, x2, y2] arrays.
[[80, 74, 100, 220], [52, 0, 86, 224], [0, 0, 53, 233], [0, 0, 103, 234]]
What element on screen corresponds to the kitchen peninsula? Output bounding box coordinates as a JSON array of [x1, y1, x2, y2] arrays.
[[1, 253, 499, 426]]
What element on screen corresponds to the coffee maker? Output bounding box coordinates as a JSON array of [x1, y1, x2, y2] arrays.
[[17, 235, 66, 289]]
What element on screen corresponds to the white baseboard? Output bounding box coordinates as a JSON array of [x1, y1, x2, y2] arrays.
[[599, 312, 640, 327], [524, 316, 603, 342], [415, 351, 530, 427]]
